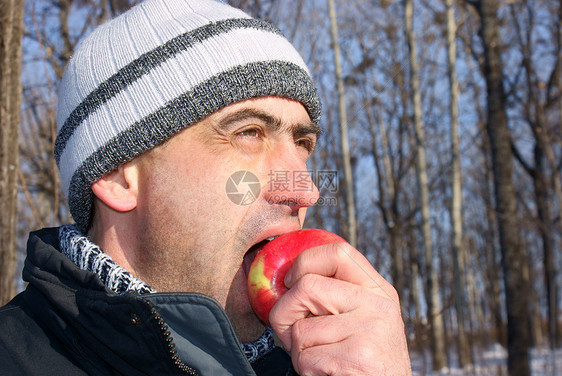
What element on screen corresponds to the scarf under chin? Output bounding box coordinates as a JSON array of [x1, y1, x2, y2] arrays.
[[58, 224, 274, 364]]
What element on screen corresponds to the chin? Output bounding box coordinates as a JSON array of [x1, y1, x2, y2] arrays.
[[224, 269, 266, 342], [231, 312, 266, 343]]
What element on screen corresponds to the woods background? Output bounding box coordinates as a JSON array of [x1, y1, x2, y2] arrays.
[[0, 0, 560, 375]]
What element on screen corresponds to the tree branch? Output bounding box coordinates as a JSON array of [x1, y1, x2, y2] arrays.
[[511, 140, 535, 177]]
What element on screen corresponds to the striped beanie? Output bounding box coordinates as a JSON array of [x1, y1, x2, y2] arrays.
[[55, 0, 321, 232]]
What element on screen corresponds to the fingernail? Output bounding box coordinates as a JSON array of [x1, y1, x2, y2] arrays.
[[284, 269, 293, 287]]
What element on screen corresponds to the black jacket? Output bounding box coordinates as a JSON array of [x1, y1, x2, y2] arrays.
[[0, 228, 293, 375]]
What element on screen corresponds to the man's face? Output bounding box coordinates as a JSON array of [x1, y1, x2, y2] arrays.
[[132, 97, 320, 341]]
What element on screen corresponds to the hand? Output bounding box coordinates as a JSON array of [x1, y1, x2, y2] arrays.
[[269, 242, 412, 376]]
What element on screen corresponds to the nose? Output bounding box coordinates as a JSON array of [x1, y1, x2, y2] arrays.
[[261, 147, 320, 213]]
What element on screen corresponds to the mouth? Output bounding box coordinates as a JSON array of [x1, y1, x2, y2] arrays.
[[242, 236, 278, 277]]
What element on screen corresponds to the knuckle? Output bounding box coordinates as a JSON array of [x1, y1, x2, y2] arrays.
[[297, 349, 336, 376], [387, 285, 400, 302], [333, 242, 354, 262], [268, 304, 281, 328], [291, 319, 308, 350], [346, 340, 383, 374], [361, 316, 380, 333], [377, 295, 402, 317], [295, 273, 321, 297], [388, 296, 403, 316], [354, 342, 377, 362]]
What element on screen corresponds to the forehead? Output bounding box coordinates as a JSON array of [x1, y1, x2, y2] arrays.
[[211, 96, 316, 130]]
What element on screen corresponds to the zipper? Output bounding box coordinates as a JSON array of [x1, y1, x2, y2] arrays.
[[146, 301, 199, 375]]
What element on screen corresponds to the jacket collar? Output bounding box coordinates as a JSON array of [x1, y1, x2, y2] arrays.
[[23, 227, 259, 375]]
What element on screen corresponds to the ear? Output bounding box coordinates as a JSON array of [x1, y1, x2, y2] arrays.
[[91, 162, 140, 212]]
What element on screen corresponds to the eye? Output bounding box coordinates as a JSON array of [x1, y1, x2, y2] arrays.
[[237, 128, 262, 138], [296, 138, 315, 153]]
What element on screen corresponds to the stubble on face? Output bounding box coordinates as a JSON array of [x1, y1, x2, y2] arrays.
[[125, 97, 316, 342], [133, 175, 294, 341], [128, 134, 287, 341]]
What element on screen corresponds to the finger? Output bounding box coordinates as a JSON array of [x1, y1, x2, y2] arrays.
[[286, 242, 398, 301], [292, 340, 382, 376], [292, 342, 342, 376], [288, 309, 405, 356], [289, 313, 351, 353], [270, 274, 367, 349], [293, 332, 412, 376]]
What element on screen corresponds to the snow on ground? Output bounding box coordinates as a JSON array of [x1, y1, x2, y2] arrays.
[[411, 344, 562, 375]]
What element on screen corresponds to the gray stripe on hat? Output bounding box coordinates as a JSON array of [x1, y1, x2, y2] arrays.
[[55, 18, 282, 164], [67, 60, 321, 231]]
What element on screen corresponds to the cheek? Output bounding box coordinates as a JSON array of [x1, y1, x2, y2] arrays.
[[143, 157, 254, 246], [147, 155, 224, 206]]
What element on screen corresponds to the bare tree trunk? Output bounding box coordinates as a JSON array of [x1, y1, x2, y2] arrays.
[[537, 138, 562, 350], [483, 173, 506, 346], [464, 241, 481, 355], [404, 0, 446, 369], [508, 0, 561, 348], [524, 248, 544, 347], [533, 128, 559, 350], [445, 0, 471, 367], [559, 0, 562, 161], [411, 258, 421, 326], [544, 139, 562, 238], [465, 39, 507, 345], [327, 0, 357, 248], [365, 98, 405, 305], [477, 105, 506, 346], [0, 0, 23, 306], [476, 0, 531, 373], [408, 224, 424, 349], [460, 25, 507, 345]]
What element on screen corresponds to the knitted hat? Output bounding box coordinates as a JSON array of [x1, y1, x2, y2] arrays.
[[55, 0, 321, 231]]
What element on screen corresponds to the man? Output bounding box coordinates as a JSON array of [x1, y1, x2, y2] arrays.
[[0, 0, 412, 374]]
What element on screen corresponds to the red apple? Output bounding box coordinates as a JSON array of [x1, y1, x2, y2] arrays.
[[247, 228, 346, 325]]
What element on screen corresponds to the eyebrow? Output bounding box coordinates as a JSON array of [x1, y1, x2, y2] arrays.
[[217, 108, 322, 139]]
